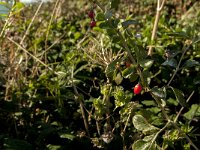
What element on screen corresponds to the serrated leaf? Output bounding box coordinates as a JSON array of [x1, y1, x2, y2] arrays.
[[183, 59, 200, 68], [132, 115, 159, 134], [170, 87, 186, 107], [122, 20, 138, 28], [151, 87, 166, 99], [114, 73, 123, 85], [184, 104, 200, 120], [162, 58, 177, 68]]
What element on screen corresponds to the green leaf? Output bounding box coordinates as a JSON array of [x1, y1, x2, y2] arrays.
[[12, 2, 25, 15], [105, 59, 119, 78], [140, 59, 154, 69], [184, 104, 200, 120], [151, 86, 166, 99], [135, 45, 147, 64], [59, 133, 75, 140], [142, 100, 156, 106], [122, 20, 138, 29], [4, 139, 33, 150], [106, 28, 117, 37], [141, 70, 151, 87], [132, 140, 157, 150], [170, 87, 187, 107], [47, 144, 62, 150], [99, 21, 111, 29], [183, 59, 200, 68], [114, 73, 123, 85], [132, 115, 159, 134], [162, 58, 177, 68], [110, 0, 120, 10], [167, 98, 179, 106], [129, 73, 139, 82], [122, 66, 136, 78], [167, 32, 190, 39], [96, 12, 105, 21], [114, 86, 133, 108]]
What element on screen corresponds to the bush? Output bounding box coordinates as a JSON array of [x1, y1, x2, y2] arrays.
[[0, 0, 200, 149]]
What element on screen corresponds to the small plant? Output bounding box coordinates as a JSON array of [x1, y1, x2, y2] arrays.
[[0, 0, 200, 150]]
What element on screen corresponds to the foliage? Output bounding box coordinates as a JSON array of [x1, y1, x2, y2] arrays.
[[0, 0, 200, 149]]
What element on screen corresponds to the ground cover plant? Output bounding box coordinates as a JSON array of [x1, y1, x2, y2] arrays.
[[0, 0, 200, 149]]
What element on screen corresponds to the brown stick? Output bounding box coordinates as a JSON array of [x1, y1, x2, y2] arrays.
[[148, 0, 166, 56]]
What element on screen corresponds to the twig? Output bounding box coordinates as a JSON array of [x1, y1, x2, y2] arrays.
[[167, 42, 192, 86], [174, 91, 194, 123], [7, 37, 56, 73], [71, 66, 90, 137], [20, 1, 43, 45], [148, 121, 170, 150], [148, 0, 166, 56]]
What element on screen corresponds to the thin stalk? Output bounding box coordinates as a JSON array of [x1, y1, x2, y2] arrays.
[[167, 43, 192, 86], [7, 37, 55, 73], [151, 92, 199, 150], [71, 67, 90, 137], [148, 121, 170, 150], [148, 0, 166, 56], [174, 91, 194, 123]]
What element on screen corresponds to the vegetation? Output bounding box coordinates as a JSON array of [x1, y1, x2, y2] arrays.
[[0, 0, 200, 149]]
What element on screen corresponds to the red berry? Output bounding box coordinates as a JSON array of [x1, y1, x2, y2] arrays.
[[88, 10, 95, 19], [134, 83, 142, 95], [90, 20, 96, 28], [125, 61, 131, 68]]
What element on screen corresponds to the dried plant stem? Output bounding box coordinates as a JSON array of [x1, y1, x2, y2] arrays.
[[71, 67, 90, 137], [20, 1, 43, 45], [7, 38, 54, 72], [45, 0, 60, 66], [148, 0, 166, 56]]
